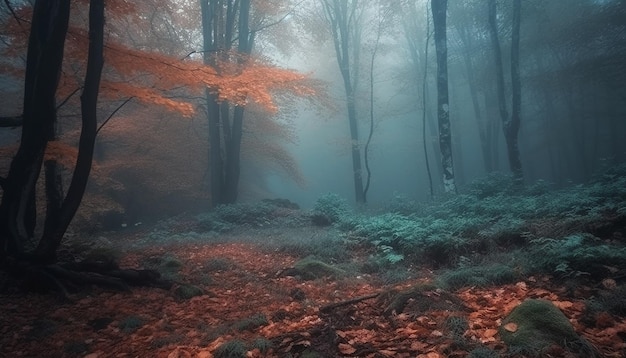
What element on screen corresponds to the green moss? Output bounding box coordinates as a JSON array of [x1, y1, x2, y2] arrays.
[[249, 337, 273, 353], [232, 314, 269, 332], [118, 315, 144, 333], [499, 299, 580, 355], [173, 284, 204, 299], [293, 257, 345, 280], [214, 339, 247, 358], [437, 262, 519, 290]]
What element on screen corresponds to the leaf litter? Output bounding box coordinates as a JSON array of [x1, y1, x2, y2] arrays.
[[1, 226, 625, 358]]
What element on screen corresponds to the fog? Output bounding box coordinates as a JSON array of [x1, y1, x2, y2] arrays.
[[259, 0, 626, 208]]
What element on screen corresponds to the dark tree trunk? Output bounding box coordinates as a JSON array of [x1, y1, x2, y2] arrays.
[[36, 0, 104, 262], [201, 0, 252, 206], [421, 9, 434, 199], [431, 0, 456, 193], [0, 0, 71, 259]]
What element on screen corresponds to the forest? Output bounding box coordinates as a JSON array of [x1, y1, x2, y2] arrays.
[[0, 0, 625, 357]]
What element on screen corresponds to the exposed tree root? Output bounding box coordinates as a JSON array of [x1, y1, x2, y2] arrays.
[[2, 256, 172, 301]]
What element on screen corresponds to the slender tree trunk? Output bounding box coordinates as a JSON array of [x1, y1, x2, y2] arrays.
[[322, 0, 365, 203], [223, 0, 251, 204], [422, 10, 434, 199], [508, 0, 523, 180], [431, 0, 456, 193]]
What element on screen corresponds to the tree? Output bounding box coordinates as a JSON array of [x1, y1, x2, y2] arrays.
[[320, 0, 366, 203], [0, 0, 74, 262], [431, 0, 456, 193], [488, 0, 523, 180], [0, 0, 313, 288], [200, 0, 304, 206]]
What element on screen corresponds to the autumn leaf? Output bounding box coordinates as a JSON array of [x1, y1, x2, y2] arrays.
[[338, 343, 357, 354], [503, 322, 518, 332]]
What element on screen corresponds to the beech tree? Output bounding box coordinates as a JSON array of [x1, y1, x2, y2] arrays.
[[200, 0, 305, 206]]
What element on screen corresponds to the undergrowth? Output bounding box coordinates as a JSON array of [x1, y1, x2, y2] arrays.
[[140, 165, 626, 288]]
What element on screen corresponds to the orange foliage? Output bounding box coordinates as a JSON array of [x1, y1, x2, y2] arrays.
[[44, 141, 80, 169]]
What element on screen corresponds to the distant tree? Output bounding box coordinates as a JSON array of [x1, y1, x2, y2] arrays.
[[487, 0, 523, 180], [320, 0, 366, 203], [431, 0, 456, 193], [199, 0, 306, 206]]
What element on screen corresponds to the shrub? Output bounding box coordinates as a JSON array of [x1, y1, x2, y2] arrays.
[[437, 262, 519, 290], [311, 193, 350, 224], [527, 234, 626, 278]]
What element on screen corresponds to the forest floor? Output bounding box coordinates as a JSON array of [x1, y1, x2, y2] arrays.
[[1, 212, 625, 358]]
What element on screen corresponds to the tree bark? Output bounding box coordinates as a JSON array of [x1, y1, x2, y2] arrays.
[[431, 0, 456, 193], [0, 0, 71, 259], [36, 0, 105, 262]]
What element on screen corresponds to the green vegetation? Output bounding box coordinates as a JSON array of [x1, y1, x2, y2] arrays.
[[213, 339, 247, 358], [118, 315, 144, 333], [499, 299, 598, 357], [292, 257, 346, 280], [232, 314, 269, 332], [140, 165, 626, 291], [318, 166, 626, 282]]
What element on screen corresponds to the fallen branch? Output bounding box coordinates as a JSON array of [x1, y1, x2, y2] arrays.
[[319, 293, 380, 313]]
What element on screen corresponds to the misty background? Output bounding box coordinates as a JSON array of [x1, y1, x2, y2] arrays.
[[1, 0, 624, 223], [263, 0, 626, 208]]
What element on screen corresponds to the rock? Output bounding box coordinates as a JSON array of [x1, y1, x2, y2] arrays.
[[292, 257, 344, 280], [499, 299, 598, 356]]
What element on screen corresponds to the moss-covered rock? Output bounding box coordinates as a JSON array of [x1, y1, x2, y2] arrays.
[[292, 257, 345, 280], [499, 299, 596, 356], [173, 284, 203, 299]]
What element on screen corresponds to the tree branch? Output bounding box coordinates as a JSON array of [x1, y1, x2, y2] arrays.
[[96, 96, 133, 136]]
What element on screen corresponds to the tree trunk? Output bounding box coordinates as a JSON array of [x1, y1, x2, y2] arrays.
[[488, 0, 523, 180], [322, 0, 365, 203], [508, 0, 523, 180], [0, 0, 71, 259], [431, 0, 456, 193], [201, 0, 252, 206], [36, 0, 105, 262]]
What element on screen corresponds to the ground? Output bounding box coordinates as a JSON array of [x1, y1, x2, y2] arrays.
[[1, 218, 625, 358]]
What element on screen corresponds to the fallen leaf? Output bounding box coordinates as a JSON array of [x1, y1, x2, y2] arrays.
[[483, 328, 498, 338], [338, 343, 357, 354], [503, 322, 518, 332]]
